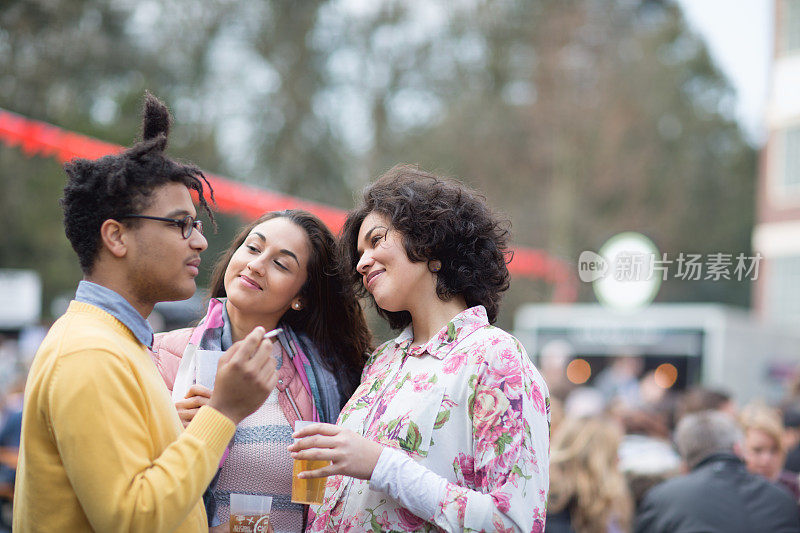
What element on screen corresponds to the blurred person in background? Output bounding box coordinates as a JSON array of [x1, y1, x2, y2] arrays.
[[739, 403, 800, 502], [291, 166, 551, 532], [782, 403, 800, 474], [635, 370, 673, 411], [618, 404, 671, 441], [617, 405, 680, 511], [539, 340, 573, 401], [17, 324, 48, 364], [0, 377, 25, 532], [564, 386, 606, 420], [675, 386, 736, 421], [784, 372, 800, 406], [151, 209, 371, 532], [594, 355, 643, 407], [14, 93, 279, 532], [547, 416, 633, 533], [635, 410, 800, 533], [549, 396, 565, 437]]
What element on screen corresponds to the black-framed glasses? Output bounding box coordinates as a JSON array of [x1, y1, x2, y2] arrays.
[[119, 214, 203, 239]]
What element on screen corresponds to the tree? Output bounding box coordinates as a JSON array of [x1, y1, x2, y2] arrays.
[[0, 0, 230, 314], [0, 0, 758, 324], [333, 0, 756, 324]]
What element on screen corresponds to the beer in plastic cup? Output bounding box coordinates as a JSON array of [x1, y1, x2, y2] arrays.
[[291, 420, 329, 505], [229, 493, 272, 533]]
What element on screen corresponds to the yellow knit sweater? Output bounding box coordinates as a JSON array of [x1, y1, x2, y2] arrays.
[[13, 301, 236, 532]]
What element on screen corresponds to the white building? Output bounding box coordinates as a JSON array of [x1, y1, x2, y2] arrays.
[[753, 0, 800, 321]]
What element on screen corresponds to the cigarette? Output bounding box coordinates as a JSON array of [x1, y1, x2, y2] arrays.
[[263, 328, 283, 340]]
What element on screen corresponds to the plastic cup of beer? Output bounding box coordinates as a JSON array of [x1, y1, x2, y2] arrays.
[[291, 420, 329, 505], [229, 493, 272, 533]]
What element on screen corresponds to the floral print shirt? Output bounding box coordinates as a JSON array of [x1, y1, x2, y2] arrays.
[[309, 306, 550, 532]]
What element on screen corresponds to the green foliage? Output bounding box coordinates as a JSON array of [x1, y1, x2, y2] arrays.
[[0, 0, 757, 326], [345, 0, 757, 324], [0, 147, 81, 310]]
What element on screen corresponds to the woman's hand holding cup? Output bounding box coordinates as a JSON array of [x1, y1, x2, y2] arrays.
[[287, 423, 384, 481]]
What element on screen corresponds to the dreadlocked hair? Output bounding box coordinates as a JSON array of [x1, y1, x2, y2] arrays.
[[61, 91, 216, 274]]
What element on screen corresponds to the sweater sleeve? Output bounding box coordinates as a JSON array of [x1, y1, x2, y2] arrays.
[[48, 348, 235, 533]]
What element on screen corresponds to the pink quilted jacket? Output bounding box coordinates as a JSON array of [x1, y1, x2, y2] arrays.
[[150, 327, 316, 426]]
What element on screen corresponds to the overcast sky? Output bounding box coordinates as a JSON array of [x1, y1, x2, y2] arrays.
[[675, 0, 773, 145]]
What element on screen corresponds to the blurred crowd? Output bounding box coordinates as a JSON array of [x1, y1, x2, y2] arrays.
[[0, 333, 42, 532], [4, 333, 800, 531], [546, 356, 800, 532]]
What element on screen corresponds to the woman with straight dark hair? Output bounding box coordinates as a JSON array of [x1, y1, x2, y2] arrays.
[[290, 166, 551, 532], [151, 209, 371, 532]]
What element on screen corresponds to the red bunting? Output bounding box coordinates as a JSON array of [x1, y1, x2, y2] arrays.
[[0, 107, 576, 301]]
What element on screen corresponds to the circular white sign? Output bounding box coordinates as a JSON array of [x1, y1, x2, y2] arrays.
[[592, 232, 661, 310]]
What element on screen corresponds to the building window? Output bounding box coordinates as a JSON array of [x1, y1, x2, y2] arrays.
[[783, 127, 800, 191], [784, 0, 800, 53], [766, 255, 800, 320]]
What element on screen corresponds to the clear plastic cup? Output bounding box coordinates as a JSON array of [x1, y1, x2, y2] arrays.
[[291, 420, 330, 505], [229, 493, 272, 533]]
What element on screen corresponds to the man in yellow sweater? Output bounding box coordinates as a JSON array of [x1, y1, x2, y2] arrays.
[[13, 93, 279, 532]]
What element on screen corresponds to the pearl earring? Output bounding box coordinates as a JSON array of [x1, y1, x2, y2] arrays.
[[293, 302, 301, 310]]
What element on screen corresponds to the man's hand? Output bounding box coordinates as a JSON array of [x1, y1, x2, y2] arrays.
[[208, 327, 279, 425], [287, 423, 384, 480], [174, 384, 211, 428]]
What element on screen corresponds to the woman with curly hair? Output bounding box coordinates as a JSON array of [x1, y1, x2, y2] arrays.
[[289, 166, 551, 532], [547, 417, 633, 533], [151, 209, 371, 532]]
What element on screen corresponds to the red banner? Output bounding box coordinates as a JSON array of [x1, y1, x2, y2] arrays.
[[0, 107, 576, 301]]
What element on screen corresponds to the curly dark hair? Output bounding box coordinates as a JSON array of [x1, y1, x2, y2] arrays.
[[339, 165, 512, 330], [61, 92, 215, 274], [209, 210, 371, 400]]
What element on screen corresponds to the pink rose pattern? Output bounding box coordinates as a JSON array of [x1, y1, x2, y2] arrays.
[[309, 306, 550, 532]]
